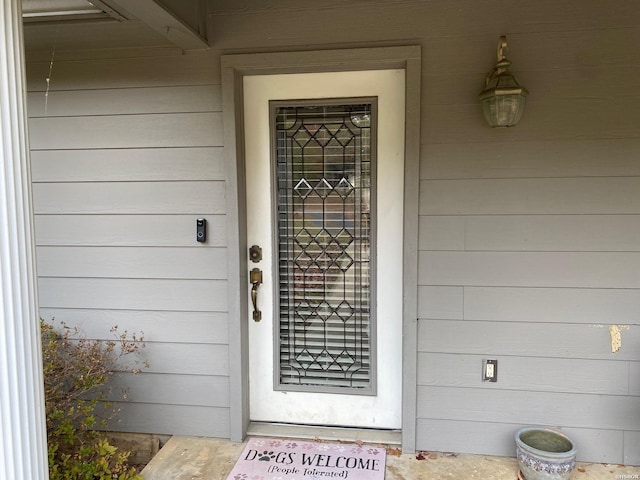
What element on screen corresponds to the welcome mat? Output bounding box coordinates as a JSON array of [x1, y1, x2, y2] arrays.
[[227, 437, 387, 480]]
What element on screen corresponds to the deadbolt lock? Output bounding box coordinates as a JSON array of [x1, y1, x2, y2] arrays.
[[249, 245, 262, 263]]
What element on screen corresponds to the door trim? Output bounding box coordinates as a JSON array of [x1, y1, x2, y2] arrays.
[[221, 45, 421, 452]]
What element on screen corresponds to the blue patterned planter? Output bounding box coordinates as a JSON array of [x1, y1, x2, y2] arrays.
[[515, 427, 576, 480]]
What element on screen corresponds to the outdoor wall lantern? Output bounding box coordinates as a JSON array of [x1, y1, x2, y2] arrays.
[[479, 35, 529, 127]]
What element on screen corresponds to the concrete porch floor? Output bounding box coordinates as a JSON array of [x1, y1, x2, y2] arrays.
[[141, 435, 639, 480]]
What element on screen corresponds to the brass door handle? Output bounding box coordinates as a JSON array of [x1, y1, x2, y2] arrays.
[[250, 268, 263, 322]]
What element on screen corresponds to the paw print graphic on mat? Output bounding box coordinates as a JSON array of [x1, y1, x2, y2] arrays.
[[233, 474, 248, 480], [258, 451, 276, 461]]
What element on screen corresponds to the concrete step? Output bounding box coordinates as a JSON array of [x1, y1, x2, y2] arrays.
[[141, 436, 638, 480], [142, 437, 244, 480]]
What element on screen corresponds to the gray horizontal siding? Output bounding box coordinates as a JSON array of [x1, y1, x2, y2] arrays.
[[117, 343, 229, 377], [32, 181, 225, 214], [27, 51, 219, 90], [111, 403, 230, 438], [417, 353, 631, 395], [24, 0, 640, 462], [29, 113, 222, 150], [418, 320, 640, 362], [419, 251, 640, 289], [420, 215, 640, 252], [318, 0, 640, 465], [422, 139, 640, 179], [423, 68, 640, 107], [258, 0, 640, 34], [39, 309, 228, 344], [213, 0, 640, 463], [631, 363, 640, 396], [464, 287, 640, 324], [35, 215, 227, 247], [38, 278, 227, 312], [423, 100, 640, 143], [27, 85, 221, 117], [36, 246, 227, 279], [107, 373, 229, 408], [420, 178, 640, 215], [625, 432, 640, 465], [31, 147, 225, 182], [417, 386, 640, 431], [210, 2, 640, 56], [28, 50, 230, 438], [415, 419, 625, 464]]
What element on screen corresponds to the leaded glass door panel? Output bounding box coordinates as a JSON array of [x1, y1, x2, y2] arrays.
[[274, 100, 376, 393], [244, 70, 405, 429]]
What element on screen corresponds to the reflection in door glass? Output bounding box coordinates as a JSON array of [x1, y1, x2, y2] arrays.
[[273, 100, 376, 393]]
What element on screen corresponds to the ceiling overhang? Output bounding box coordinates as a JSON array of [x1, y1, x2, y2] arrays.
[[22, 0, 209, 51], [111, 0, 209, 50], [22, 0, 126, 23]]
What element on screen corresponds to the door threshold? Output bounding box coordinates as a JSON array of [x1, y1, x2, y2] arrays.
[[247, 422, 401, 446]]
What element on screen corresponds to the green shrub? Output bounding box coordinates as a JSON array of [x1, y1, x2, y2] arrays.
[[41, 319, 147, 480]]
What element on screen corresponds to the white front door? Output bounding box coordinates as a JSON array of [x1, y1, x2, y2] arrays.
[[244, 69, 405, 429]]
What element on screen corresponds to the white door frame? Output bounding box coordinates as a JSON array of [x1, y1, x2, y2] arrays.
[[221, 46, 422, 452]]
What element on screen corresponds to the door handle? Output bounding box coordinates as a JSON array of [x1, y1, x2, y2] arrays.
[[250, 268, 263, 322]]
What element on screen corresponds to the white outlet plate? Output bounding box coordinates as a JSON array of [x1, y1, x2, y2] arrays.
[[483, 359, 498, 382]]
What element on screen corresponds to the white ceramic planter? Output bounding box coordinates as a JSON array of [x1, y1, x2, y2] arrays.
[[515, 427, 577, 480]]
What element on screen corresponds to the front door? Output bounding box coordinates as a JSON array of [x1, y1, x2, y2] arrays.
[[244, 69, 405, 429]]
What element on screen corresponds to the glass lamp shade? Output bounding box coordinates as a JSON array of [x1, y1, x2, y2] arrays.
[[481, 92, 527, 127], [479, 56, 529, 128]]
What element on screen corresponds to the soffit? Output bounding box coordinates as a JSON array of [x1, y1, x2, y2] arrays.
[[22, 0, 208, 56]]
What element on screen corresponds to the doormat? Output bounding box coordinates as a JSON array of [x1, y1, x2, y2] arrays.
[[227, 437, 387, 480]]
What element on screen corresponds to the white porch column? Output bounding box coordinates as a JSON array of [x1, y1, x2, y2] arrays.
[[0, 1, 49, 479]]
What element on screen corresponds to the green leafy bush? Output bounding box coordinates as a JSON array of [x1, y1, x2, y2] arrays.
[[41, 319, 147, 480]]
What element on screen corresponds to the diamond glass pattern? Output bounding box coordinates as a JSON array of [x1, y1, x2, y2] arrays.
[[293, 178, 313, 199], [275, 101, 374, 391], [334, 177, 354, 199]]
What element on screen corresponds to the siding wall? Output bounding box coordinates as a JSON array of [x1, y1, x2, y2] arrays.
[[24, 0, 640, 465], [209, 0, 640, 465], [26, 49, 230, 437]]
